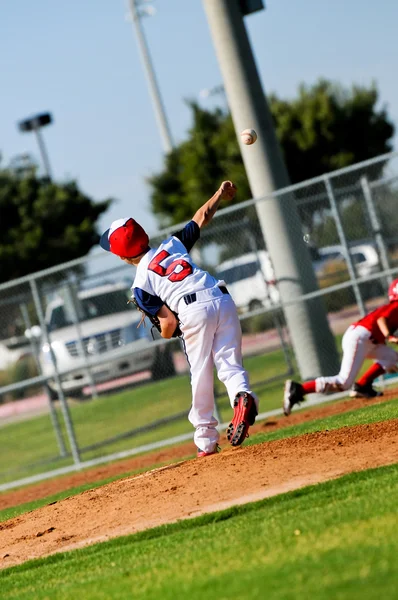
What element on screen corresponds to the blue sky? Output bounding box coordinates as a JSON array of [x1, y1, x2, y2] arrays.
[[1, 0, 397, 239]]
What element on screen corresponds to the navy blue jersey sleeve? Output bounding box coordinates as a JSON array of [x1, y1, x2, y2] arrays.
[[134, 288, 164, 317], [172, 220, 200, 253]]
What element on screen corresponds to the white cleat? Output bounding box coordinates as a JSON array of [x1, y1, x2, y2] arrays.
[[283, 380, 305, 416]]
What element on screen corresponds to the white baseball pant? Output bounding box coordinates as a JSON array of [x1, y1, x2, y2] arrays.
[[179, 286, 257, 453], [315, 324, 398, 393]]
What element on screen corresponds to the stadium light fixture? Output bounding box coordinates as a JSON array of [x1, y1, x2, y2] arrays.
[[17, 112, 54, 181]]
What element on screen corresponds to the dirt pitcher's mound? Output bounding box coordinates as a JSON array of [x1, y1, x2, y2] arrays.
[[1, 419, 397, 570], [2, 393, 396, 513]]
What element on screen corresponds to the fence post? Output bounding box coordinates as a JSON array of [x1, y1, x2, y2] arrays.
[[324, 176, 366, 316], [360, 175, 393, 286], [245, 224, 294, 373], [20, 302, 67, 457], [61, 281, 98, 399], [30, 279, 81, 466]]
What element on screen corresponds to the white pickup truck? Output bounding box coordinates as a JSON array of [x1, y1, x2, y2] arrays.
[[32, 282, 175, 397]]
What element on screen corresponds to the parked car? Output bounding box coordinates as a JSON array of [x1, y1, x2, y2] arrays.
[[215, 243, 381, 314], [215, 251, 280, 312], [313, 244, 380, 278], [29, 283, 175, 397]]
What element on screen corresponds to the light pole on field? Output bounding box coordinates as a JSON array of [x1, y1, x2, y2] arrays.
[[17, 112, 53, 181], [202, 0, 340, 379], [127, 0, 174, 153]]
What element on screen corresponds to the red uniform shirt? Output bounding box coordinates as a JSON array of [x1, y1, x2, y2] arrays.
[[353, 300, 398, 343]]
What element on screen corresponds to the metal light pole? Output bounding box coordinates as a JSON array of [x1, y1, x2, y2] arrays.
[[127, 0, 174, 153], [18, 112, 53, 181], [202, 0, 340, 379]]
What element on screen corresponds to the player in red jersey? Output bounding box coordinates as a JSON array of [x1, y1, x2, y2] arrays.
[[283, 279, 398, 415]]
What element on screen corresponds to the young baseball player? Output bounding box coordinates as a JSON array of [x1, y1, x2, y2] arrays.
[[283, 279, 398, 416], [100, 181, 258, 456]]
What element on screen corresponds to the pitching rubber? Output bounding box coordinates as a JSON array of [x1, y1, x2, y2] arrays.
[[227, 392, 257, 447]]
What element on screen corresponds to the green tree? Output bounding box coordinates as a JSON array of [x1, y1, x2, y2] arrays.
[[148, 80, 394, 227], [0, 165, 112, 283], [149, 103, 251, 226], [271, 79, 394, 182]]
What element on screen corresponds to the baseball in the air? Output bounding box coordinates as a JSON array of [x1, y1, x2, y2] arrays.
[[240, 128, 257, 145]]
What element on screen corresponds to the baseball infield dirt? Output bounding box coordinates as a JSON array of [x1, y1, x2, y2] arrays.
[[1, 396, 397, 569]]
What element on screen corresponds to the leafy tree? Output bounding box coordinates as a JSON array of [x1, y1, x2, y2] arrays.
[[270, 79, 394, 182], [149, 104, 249, 227], [148, 80, 394, 228], [0, 164, 112, 283], [149, 103, 250, 226]]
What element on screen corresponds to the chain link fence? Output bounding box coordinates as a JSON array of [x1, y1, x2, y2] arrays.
[[1, 151, 398, 490]]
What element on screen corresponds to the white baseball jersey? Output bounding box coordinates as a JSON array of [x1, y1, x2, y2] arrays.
[[132, 221, 221, 315], [132, 220, 257, 454]]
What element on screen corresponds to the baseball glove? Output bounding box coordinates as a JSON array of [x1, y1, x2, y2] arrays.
[[129, 294, 182, 339]]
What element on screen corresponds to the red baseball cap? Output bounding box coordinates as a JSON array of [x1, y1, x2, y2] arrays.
[[100, 217, 149, 258]]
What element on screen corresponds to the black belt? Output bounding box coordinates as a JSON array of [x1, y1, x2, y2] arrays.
[[183, 286, 229, 305]]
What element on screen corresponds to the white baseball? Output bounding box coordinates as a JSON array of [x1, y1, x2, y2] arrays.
[[240, 128, 257, 145]]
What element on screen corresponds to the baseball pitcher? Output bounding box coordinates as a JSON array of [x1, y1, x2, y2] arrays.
[[100, 181, 258, 456]]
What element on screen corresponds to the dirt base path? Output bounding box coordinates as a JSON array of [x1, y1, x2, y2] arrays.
[[1, 418, 397, 570]]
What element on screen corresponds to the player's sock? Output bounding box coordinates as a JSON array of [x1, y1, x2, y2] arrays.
[[302, 380, 316, 394], [357, 363, 385, 387]]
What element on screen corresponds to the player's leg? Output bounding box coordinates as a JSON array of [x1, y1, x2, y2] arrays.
[[284, 325, 370, 415], [372, 344, 398, 372], [350, 360, 385, 398], [352, 344, 398, 397], [316, 326, 369, 391], [212, 294, 258, 446], [180, 302, 219, 454]]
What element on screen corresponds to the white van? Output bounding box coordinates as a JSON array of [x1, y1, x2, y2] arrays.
[[215, 251, 280, 313]]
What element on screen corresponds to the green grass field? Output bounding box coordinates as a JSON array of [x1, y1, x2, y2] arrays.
[[0, 347, 298, 484], [1, 463, 397, 600], [1, 371, 397, 598]]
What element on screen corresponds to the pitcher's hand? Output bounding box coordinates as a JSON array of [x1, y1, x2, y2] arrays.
[[219, 181, 237, 201]]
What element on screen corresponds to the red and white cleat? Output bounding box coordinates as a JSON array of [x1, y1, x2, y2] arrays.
[[226, 392, 258, 447]]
